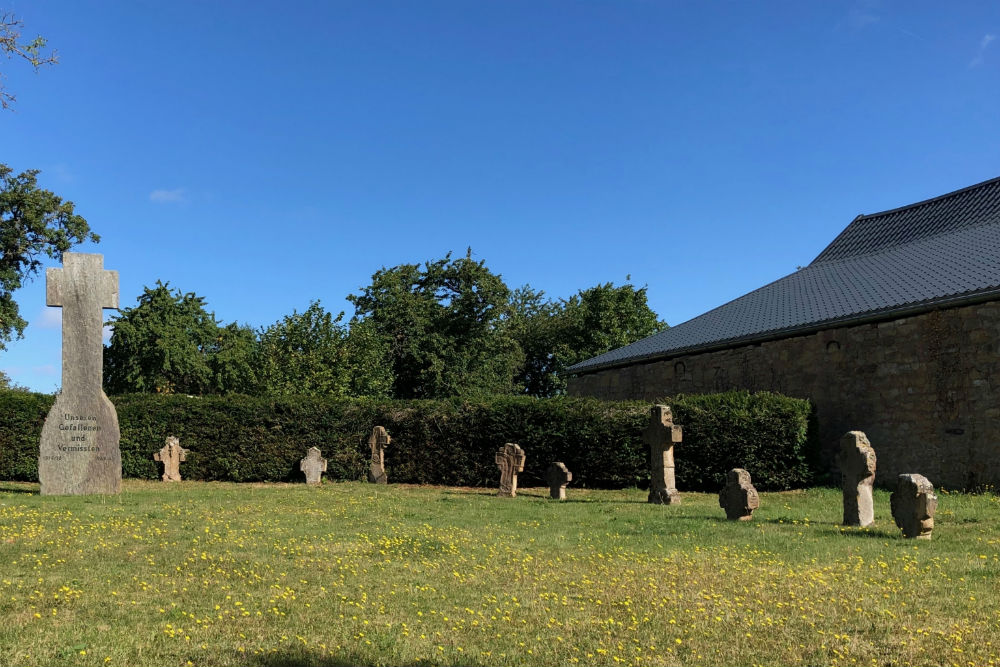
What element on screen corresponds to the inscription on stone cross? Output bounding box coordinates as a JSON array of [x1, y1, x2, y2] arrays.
[[495, 443, 526, 497], [546, 462, 572, 500], [39, 253, 121, 495], [645, 404, 682, 505], [154, 436, 188, 482], [367, 426, 391, 484], [300, 447, 327, 485]]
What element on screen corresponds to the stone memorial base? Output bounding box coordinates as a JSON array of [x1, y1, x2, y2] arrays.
[[648, 488, 681, 505], [39, 393, 121, 495]]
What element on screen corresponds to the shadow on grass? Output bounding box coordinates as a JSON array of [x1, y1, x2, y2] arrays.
[[0, 483, 38, 495], [759, 517, 839, 527], [837, 527, 900, 539], [248, 651, 441, 667], [442, 489, 495, 498], [439, 487, 651, 504]]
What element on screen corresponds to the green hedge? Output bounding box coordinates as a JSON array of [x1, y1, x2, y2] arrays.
[[0, 390, 817, 490]]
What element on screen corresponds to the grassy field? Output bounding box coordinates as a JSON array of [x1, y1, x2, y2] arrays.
[[0, 481, 997, 667]]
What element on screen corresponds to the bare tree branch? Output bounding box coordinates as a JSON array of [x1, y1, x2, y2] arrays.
[[1, 12, 59, 110]]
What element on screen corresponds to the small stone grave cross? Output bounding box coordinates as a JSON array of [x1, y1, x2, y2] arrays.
[[38, 253, 122, 495], [839, 430, 876, 527], [495, 443, 526, 497], [300, 447, 327, 485], [644, 404, 682, 505], [367, 426, 390, 484], [154, 436, 188, 482], [890, 473, 938, 539], [546, 462, 572, 500], [719, 468, 760, 520]]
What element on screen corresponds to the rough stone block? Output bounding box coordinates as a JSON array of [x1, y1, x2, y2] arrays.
[[839, 431, 876, 527], [719, 468, 760, 520], [890, 473, 937, 539]]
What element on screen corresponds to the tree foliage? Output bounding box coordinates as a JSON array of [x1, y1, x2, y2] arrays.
[[0, 164, 98, 350], [257, 300, 351, 397], [513, 281, 665, 397], [103, 282, 256, 395], [1, 12, 58, 110], [348, 250, 522, 399], [102, 254, 664, 400]]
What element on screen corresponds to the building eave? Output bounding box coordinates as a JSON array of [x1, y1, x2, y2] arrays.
[[566, 287, 1000, 377]]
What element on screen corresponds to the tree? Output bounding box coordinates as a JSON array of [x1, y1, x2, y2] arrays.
[[1, 12, 58, 110], [342, 318, 394, 398], [0, 164, 97, 350], [559, 281, 665, 365], [513, 281, 665, 397], [257, 301, 352, 397], [103, 282, 255, 395], [348, 250, 523, 398], [509, 285, 564, 398], [0, 368, 31, 392], [207, 322, 260, 395]]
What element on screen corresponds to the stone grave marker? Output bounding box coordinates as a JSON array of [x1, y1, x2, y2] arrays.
[[890, 473, 938, 539], [367, 426, 390, 484], [719, 468, 760, 520], [38, 253, 122, 495], [496, 443, 526, 497], [644, 404, 682, 505], [300, 447, 327, 485], [154, 436, 188, 482], [839, 430, 877, 527], [546, 462, 572, 500]]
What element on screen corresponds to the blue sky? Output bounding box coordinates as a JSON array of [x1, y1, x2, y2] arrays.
[[2, 1, 999, 392]]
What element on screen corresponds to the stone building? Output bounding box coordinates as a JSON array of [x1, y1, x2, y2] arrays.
[[567, 176, 1000, 488]]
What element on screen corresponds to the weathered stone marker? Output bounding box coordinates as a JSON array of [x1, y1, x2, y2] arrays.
[[546, 462, 572, 500], [719, 468, 760, 521], [645, 404, 682, 505], [300, 447, 327, 485], [495, 443, 526, 497], [154, 436, 188, 482], [367, 426, 390, 484], [38, 253, 121, 495], [838, 430, 877, 527], [890, 473, 938, 539]]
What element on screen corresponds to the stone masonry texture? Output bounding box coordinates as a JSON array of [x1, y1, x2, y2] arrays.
[[567, 301, 1000, 488]]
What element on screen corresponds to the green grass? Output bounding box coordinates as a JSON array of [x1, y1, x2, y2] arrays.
[[0, 481, 997, 667]]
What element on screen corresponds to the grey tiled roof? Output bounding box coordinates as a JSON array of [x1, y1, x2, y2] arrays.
[[569, 175, 1000, 374]]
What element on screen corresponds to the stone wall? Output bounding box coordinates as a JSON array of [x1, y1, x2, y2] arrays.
[[567, 300, 1000, 488]]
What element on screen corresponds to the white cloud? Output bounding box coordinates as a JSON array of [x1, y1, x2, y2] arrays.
[[102, 325, 113, 344], [149, 188, 187, 203], [51, 163, 76, 183], [844, 0, 880, 31], [37, 307, 62, 329], [970, 33, 995, 67]]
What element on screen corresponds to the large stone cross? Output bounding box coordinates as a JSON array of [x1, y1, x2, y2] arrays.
[[495, 443, 526, 497], [46, 253, 119, 394], [644, 404, 682, 505], [367, 426, 390, 484], [39, 253, 122, 495]]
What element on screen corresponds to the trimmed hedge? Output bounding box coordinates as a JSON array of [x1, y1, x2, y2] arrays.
[[0, 390, 818, 490]]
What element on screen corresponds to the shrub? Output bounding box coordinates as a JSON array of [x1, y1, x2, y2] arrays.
[[0, 390, 817, 490]]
